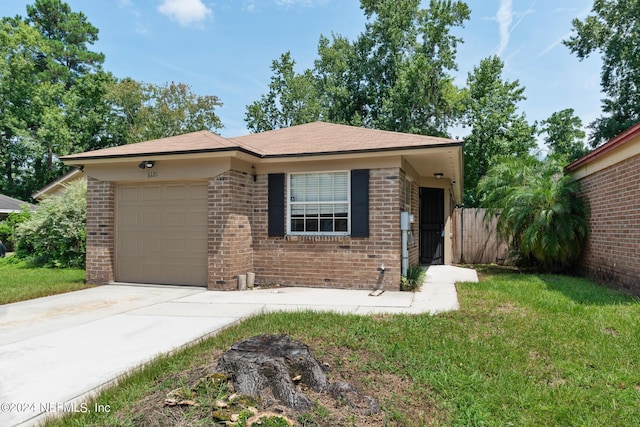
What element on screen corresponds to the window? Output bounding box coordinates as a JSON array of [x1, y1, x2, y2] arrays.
[[288, 171, 349, 234]]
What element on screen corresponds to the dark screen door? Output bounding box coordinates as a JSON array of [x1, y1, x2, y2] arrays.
[[420, 188, 444, 265]]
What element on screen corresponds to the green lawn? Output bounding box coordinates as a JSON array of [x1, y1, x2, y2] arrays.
[[0, 257, 87, 304], [45, 270, 640, 426]]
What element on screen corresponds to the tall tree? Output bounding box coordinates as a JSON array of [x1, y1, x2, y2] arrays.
[[564, 0, 640, 146], [539, 108, 588, 163], [246, 52, 321, 133], [0, 20, 48, 198], [108, 79, 223, 143], [461, 56, 536, 207], [245, 0, 470, 136], [26, 0, 104, 86]]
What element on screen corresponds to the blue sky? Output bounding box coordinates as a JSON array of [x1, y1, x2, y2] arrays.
[[0, 0, 603, 147]]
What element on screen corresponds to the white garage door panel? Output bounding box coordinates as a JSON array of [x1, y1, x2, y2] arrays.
[[116, 182, 208, 287]]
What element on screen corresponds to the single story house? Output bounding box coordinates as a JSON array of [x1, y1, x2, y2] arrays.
[[31, 168, 85, 200], [0, 194, 35, 221], [62, 122, 463, 291], [566, 122, 640, 294]]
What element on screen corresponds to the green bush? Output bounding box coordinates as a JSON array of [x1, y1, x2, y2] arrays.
[[0, 207, 32, 252], [15, 180, 86, 268], [400, 265, 426, 291], [479, 157, 588, 272]]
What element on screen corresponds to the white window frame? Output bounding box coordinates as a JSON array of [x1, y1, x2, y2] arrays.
[[287, 171, 351, 236]]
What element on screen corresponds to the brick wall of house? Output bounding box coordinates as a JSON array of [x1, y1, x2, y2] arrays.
[[252, 168, 403, 290], [207, 170, 254, 290], [86, 178, 115, 285], [577, 152, 640, 294]]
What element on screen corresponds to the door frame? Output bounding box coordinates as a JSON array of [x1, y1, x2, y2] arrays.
[[419, 187, 445, 265]]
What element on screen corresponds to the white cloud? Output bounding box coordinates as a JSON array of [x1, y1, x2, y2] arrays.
[[158, 0, 212, 27], [496, 0, 513, 56]]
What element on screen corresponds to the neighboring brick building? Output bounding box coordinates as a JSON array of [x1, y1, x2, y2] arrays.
[[567, 123, 640, 294], [62, 122, 463, 291]]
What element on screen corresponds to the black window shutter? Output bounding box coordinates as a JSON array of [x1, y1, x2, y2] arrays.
[[351, 169, 369, 238], [268, 173, 285, 237]]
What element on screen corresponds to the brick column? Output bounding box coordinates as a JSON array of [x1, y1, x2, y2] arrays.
[[208, 170, 254, 290], [86, 178, 115, 285]]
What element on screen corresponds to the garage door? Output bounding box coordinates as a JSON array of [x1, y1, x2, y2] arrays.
[[116, 182, 208, 287]]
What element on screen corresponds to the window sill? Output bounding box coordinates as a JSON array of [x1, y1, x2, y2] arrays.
[[285, 234, 351, 242]]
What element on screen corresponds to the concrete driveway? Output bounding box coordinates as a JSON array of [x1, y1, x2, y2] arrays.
[[0, 265, 477, 426]]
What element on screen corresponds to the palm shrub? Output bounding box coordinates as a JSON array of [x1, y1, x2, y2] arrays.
[[15, 179, 87, 268], [478, 157, 588, 272]]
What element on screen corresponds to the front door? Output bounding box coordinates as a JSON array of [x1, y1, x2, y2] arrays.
[[420, 188, 444, 265]]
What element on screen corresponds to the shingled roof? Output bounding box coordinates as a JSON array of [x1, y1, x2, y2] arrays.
[[61, 122, 461, 161], [0, 194, 35, 214], [231, 122, 460, 157]]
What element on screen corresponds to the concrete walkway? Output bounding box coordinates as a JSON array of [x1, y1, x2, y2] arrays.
[[0, 265, 477, 426]]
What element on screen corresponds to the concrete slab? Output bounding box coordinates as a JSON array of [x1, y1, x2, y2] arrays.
[[0, 265, 477, 426], [0, 286, 205, 345], [425, 265, 479, 284]]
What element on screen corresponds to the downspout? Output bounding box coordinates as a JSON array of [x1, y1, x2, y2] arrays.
[[401, 211, 410, 276]]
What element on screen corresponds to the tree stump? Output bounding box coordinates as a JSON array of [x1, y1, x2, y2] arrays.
[[215, 334, 329, 411]]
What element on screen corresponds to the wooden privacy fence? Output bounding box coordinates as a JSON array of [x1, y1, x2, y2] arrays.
[[452, 208, 510, 264]]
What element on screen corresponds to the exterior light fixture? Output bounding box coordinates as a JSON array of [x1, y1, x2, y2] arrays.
[[434, 173, 444, 179], [139, 160, 155, 169]]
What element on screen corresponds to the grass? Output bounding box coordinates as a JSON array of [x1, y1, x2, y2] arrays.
[[0, 256, 87, 305], [45, 269, 640, 426]]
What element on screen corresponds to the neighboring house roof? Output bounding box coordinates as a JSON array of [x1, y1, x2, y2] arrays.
[[32, 168, 85, 200], [567, 122, 640, 179], [0, 194, 35, 215], [61, 122, 462, 161]]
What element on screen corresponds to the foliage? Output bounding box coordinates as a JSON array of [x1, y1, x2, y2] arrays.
[[539, 108, 588, 162], [0, 206, 32, 251], [108, 79, 223, 144], [0, 257, 85, 304], [246, 52, 321, 132], [400, 265, 426, 291], [461, 55, 537, 207], [246, 0, 470, 136], [565, 0, 640, 146], [0, 0, 107, 200], [0, 1, 224, 200], [478, 157, 588, 271], [47, 272, 640, 427], [14, 179, 86, 268]]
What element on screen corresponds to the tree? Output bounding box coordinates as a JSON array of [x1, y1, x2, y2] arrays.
[[539, 108, 588, 162], [478, 157, 588, 272], [461, 56, 537, 207], [108, 79, 224, 142], [245, 0, 470, 136], [565, 0, 640, 146], [0, 1, 225, 200], [245, 52, 321, 133], [0, 0, 107, 199], [26, 0, 104, 86]]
